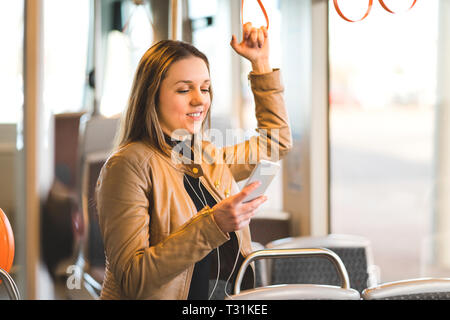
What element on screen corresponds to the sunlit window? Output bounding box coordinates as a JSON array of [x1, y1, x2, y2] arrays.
[[329, 0, 439, 282], [0, 0, 24, 124], [188, 0, 231, 121], [100, 1, 154, 117], [43, 0, 90, 114]]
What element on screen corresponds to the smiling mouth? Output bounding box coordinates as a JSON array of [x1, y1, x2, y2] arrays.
[[187, 111, 203, 118]]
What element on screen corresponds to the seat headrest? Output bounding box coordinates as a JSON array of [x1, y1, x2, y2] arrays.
[[227, 284, 361, 300], [362, 278, 450, 300]]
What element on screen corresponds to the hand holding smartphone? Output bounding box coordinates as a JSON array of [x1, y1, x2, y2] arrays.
[[241, 160, 280, 203]]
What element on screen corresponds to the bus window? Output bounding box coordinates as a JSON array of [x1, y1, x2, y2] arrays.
[[329, 0, 439, 282], [43, 0, 90, 114], [0, 0, 24, 124], [100, 1, 154, 117]]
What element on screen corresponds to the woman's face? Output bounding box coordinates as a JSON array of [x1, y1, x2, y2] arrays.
[[158, 56, 211, 137]]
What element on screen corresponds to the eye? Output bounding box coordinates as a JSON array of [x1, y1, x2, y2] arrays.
[[177, 89, 189, 94], [201, 88, 210, 93]]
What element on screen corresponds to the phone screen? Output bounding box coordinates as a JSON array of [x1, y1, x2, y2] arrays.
[[241, 160, 280, 203]]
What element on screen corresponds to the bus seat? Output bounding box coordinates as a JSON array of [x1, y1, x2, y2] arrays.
[[75, 153, 108, 299], [228, 248, 360, 300], [266, 234, 379, 293], [71, 114, 119, 299], [54, 112, 85, 190], [362, 278, 450, 300], [227, 283, 360, 300]]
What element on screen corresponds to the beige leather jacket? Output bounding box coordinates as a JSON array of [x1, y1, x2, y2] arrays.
[[96, 69, 292, 300]]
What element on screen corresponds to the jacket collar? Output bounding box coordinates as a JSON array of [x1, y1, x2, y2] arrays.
[[161, 134, 206, 179]]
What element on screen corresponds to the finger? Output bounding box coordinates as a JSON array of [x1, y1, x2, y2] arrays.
[[241, 209, 256, 222], [238, 218, 251, 230], [241, 195, 267, 212], [243, 22, 252, 40], [257, 28, 264, 48], [238, 211, 256, 229], [245, 29, 257, 48], [230, 34, 239, 51], [232, 181, 261, 204], [250, 28, 258, 45], [262, 26, 269, 38]]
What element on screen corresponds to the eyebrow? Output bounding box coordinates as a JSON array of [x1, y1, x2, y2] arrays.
[[174, 79, 211, 85]]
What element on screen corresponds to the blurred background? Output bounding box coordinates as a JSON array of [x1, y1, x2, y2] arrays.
[[0, 0, 449, 299]]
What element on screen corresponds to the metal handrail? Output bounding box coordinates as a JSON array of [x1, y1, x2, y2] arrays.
[[0, 268, 20, 300], [234, 248, 351, 295]]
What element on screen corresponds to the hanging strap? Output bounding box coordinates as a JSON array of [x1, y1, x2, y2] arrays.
[[333, 0, 374, 23], [241, 0, 270, 29], [378, 0, 418, 14], [334, 0, 418, 23]]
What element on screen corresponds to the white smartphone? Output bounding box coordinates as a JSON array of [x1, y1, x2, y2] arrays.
[[241, 160, 281, 203]]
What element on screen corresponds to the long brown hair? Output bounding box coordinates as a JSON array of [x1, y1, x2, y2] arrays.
[[115, 40, 212, 155]]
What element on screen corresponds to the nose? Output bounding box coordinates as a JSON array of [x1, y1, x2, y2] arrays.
[[190, 88, 207, 106]]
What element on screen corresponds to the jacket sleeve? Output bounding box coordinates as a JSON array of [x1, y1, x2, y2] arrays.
[[221, 69, 293, 182], [96, 154, 229, 299]]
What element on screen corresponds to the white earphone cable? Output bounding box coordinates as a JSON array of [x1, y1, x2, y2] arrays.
[[208, 247, 220, 300], [184, 176, 222, 300], [184, 175, 243, 300], [224, 233, 242, 300]]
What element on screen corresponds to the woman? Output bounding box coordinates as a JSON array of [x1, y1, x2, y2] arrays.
[[96, 23, 292, 300]]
